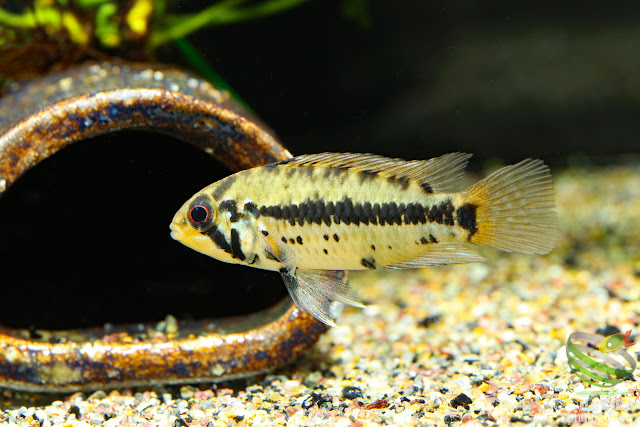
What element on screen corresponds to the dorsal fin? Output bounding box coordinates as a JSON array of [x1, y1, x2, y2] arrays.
[[270, 152, 472, 193]]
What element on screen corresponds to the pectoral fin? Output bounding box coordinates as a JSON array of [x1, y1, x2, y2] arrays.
[[259, 234, 363, 326], [280, 269, 363, 326], [260, 233, 297, 272]]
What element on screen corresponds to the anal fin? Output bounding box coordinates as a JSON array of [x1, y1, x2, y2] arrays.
[[280, 269, 363, 327], [385, 244, 486, 269]]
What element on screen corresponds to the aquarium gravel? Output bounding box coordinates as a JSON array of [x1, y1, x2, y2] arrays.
[[1, 162, 639, 425]]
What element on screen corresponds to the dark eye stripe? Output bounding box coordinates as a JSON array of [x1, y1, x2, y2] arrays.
[[207, 225, 232, 254]]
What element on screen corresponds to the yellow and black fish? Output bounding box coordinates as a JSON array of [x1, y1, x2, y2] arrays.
[[170, 153, 558, 325]]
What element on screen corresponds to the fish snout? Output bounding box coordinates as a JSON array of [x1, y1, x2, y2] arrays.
[[169, 209, 188, 241], [169, 221, 184, 241]]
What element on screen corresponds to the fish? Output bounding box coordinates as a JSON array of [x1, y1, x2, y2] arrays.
[[170, 152, 558, 326]]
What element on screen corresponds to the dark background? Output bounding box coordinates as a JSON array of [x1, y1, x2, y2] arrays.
[[182, 0, 640, 164], [1, 1, 639, 329]]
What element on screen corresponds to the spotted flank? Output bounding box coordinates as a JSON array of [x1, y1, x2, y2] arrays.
[[170, 153, 558, 325]]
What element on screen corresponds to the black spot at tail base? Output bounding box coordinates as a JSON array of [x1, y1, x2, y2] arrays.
[[456, 203, 478, 240]]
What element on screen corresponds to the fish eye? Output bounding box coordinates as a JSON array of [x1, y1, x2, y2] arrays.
[[186, 195, 215, 232], [189, 205, 209, 224]]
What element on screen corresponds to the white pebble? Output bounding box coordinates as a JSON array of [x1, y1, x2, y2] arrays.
[[497, 392, 511, 402]]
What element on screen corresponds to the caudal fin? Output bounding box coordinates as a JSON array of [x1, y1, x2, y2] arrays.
[[464, 159, 558, 255]]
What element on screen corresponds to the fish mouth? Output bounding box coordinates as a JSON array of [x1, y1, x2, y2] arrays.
[[169, 222, 183, 241], [170, 207, 188, 242]]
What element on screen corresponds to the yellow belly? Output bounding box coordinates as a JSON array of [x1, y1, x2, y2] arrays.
[[260, 218, 460, 270]]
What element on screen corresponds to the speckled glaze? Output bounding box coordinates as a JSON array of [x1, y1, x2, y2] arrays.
[[0, 61, 328, 392]]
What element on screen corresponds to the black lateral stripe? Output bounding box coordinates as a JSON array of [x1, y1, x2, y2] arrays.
[[219, 199, 240, 222], [427, 200, 455, 226], [289, 205, 298, 226], [207, 225, 232, 255], [370, 203, 379, 225], [230, 228, 246, 260], [257, 197, 457, 227], [297, 203, 307, 226], [211, 175, 236, 200], [312, 201, 324, 224], [244, 202, 260, 218]]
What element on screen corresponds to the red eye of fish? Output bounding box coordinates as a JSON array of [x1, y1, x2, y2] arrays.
[[189, 205, 209, 224], [185, 196, 215, 232]]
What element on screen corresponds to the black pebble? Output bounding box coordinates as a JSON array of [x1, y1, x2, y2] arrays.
[[302, 392, 333, 409], [450, 393, 473, 410], [28, 325, 42, 339], [341, 386, 363, 399], [68, 405, 82, 418], [419, 314, 442, 328], [596, 324, 621, 336], [444, 414, 461, 425], [173, 418, 189, 427]]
